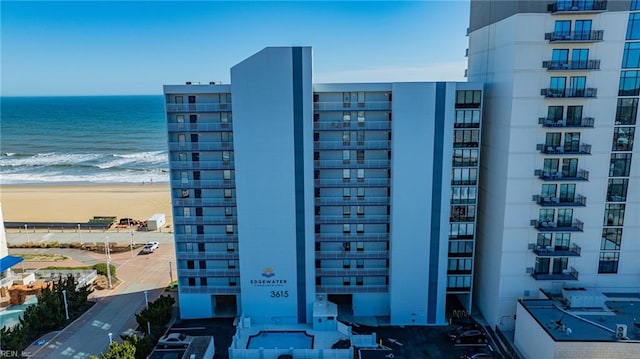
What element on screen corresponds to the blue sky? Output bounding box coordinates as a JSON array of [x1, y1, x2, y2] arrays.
[[1, 1, 471, 96]]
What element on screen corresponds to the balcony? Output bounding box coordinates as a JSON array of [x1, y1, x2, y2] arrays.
[[315, 250, 389, 259], [535, 169, 589, 181], [548, 1, 607, 13], [533, 194, 587, 207], [314, 140, 391, 150], [531, 243, 581, 257], [171, 179, 235, 189], [537, 143, 591, 155], [317, 268, 388, 276], [313, 121, 391, 131], [531, 219, 584, 232], [542, 60, 600, 71], [166, 103, 232, 113], [314, 215, 389, 224], [541, 88, 597, 98], [168, 141, 233, 151], [539, 117, 594, 128], [315, 233, 389, 242], [314, 177, 390, 187], [173, 216, 237, 225], [531, 266, 579, 280], [167, 122, 232, 132], [316, 285, 388, 293], [180, 287, 241, 294], [314, 159, 390, 169], [175, 251, 239, 260], [313, 101, 391, 111], [544, 30, 604, 42], [170, 161, 234, 170], [175, 234, 238, 242], [315, 196, 390, 205], [173, 198, 236, 207], [179, 269, 240, 277]]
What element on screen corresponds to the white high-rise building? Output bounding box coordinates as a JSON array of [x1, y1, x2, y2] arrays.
[[467, 0, 640, 330], [164, 47, 484, 326]]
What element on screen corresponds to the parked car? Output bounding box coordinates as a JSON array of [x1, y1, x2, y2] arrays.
[[158, 333, 193, 348], [460, 351, 495, 359], [142, 241, 159, 253], [449, 329, 488, 345]]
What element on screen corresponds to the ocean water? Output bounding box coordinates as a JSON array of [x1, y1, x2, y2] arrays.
[[0, 95, 169, 185]]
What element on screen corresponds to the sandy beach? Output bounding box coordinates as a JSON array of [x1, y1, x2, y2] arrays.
[[0, 184, 173, 228]]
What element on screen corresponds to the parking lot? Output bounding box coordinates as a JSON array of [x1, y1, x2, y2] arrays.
[[149, 318, 236, 359]]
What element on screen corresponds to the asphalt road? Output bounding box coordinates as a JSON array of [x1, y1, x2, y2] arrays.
[[5, 231, 177, 359]]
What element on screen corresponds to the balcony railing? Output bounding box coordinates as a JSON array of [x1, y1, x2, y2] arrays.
[[175, 251, 239, 260], [537, 143, 591, 155], [314, 178, 390, 187], [179, 269, 240, 277], [315, 196, 390, 205], [314, 140, 391, 150], [538, 117, 594, 128], [548, 1, 607, 13], [315, 233, 389, 242], [173, 198, 236, 207], [314, 159, 390, 169], [166, 103, 232, 113], [174, 234, 238, 242], [544, 30, 604, 42], [317, 268, 388, 276], [313, 121, 391, 131], [531, 219, 584, 232], [314, 215, 389, 224], [313, 101, 391, 111], [167, 122, 232, 132], [542, 60, 600, 71], [531, 266, 579, 280], [535, 169, 589, 181], [531, 243, 581, 257], [170, 161, 234, 170], [171, 179, 235, 188], [315, 250, 389, 259], [168, 141, 233, 151], [541, 88, 597, 98], [173, 216, 237, 225], [316, 285, 388, 293], [533, 194, 586, 207]]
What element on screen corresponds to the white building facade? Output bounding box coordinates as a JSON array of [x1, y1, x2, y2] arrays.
[[164, 47, 484, 326], [467, 0, 640, 330]]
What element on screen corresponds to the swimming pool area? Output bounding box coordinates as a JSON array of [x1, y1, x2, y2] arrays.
[[0, 294, 38, 329], [246, 330, 314, 349]]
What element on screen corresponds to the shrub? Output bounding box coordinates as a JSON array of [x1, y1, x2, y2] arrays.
[[93, 263, 117, 277]]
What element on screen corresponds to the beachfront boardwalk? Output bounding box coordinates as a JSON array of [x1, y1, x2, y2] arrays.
[[5, 231, 176, 358]]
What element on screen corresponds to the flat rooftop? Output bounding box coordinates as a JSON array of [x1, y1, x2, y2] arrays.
[[232, 323, 349, 350], [520, 293, 640, 342]]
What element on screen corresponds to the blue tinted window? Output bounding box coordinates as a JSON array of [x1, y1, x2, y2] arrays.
[[622, 42, 640, 68], [627, 13, 640, 39], [619, 70, 640, 96]]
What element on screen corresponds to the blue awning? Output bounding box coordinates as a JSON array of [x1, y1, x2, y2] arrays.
[[0, 255, 24, 272]]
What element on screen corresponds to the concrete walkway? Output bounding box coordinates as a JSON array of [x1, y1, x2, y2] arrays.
[[7, 232, 177, 359]]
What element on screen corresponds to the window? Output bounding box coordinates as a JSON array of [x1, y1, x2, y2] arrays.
[[632, 0, 640, 11], [181, 189, 190, 198], [537, 233, 552, 247], [222, 151, 231, 163], [549, 77, 566, 97], [343, 277, 351, 286], [619, 70, 640, 96], [448, 240, 473, 255], [564, 132, 580, 152], [543, 158, 560, 173], [357, 150, 365, 163], [604, 204, 625, 226], [342, 131, 350, 144], [569, 76, 586, 95], [574, 20, 592, 40], [541, 184, 557, 198], [454, 110, 481, 127], [552, 49, 569, 65], [555, 233, 571, 250], [601, 228, 623, 250], [226, 242, 235, 252], [557, 209, 573, 226], [356, 223, 364, 233], [221, 132, 232, 144], [449, 223, 475, 239], [188, 277, 196, 286], [448, 258, 472, 273], [184, 225, 192, 235], [535, 257, 550, 275], [612, 127, 635, 151], [454, 130, 480, 148], [552, 257, 568, 274], [598, 252, 620, 273], [545, 132, 562, 148], [357, 187, 365, 198], [343, 188, 351, 198], [343, 224, 351, 233], [225, 207, 233, 216], [452, 149, 479, 167], [452, 168, 478, 185], [183, 208, 191, 218], [226, 225, 234, 234], [356, 206, 364, 216], [343, 242, 351, 251], [343, 206, 351, 217], [554, 20, 571, 37], [190, 134, 199, 143], [627, 13, 640, 40], [616, 98, 638, 125], [195, 207, 203, 217], [343, 150, 350, 162], [572, 49, 589, 69], [623, 43, 640, 68], [193, 171, 200, 180], [357, 111, 365, 124], [189, 114, 197, 124], [609, 153, 633, 176], [343, 169, 351, 180], [452, 205, 475, 221], [562, 158, 579, 177], [343, 260, 351, 269], [178, 134, 186, 145], [187, 260, 194, 269], [607, 179, 629, 202], [224, 189, 232, 198], [539, 209, 555, 223], [447, 275, 472, 289], [229, 278, 237, 286], [566, 106, 583, 125], [558, 184, 575, 202], [547, 106, 563, 121], [200, 277, 207, 286], [176, 115, 185, 123], [357, 169, 365, 180], [223, 170, 231, 180], [191, 153, 199, 162], [228, 260, 237, 269], [455, 90, 482, 108], [356, 242, 364, 251], [356, 259, 364, 268], [343, 112, 351, 123]]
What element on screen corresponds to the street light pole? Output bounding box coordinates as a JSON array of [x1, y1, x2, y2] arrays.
[[62, 289, 69, 320], [105, 236, 112, 289], [108, 332, 113, 345], [169, 261, 173, 288], [77, 224, 83, 246], [24, 224, 30, 245], [129, 219, 134, 258], [144, 290, 149, 308]]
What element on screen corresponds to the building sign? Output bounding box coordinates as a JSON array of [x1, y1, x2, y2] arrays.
[[249, 267, 288, 287]]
